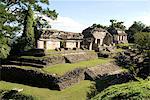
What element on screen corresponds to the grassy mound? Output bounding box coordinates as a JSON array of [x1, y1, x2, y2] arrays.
[[91, 80, 150, 100], [43, 58, 113, 75], [0, 80, 95, 100]]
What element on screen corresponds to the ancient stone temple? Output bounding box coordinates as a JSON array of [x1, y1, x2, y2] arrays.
[[108, 28, 128, 44], [37, 29, 83, 50], [82, 27, 113, 50]]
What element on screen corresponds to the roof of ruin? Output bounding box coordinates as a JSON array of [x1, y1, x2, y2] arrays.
[[82, 27, 112, 38], [39, 29, 83, 40]]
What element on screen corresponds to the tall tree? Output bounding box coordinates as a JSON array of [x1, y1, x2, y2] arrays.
[[109, 19, 125, 30], [110, 19, 116, 28], [2, 0, 58, 51], [126, 21, 145, 43], [0, 2, 19, 59], [22, 5, 35, 50], [134, 32, 150, 51]]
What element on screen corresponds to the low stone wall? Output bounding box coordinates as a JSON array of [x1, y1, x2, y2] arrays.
[[1, 65, 85, 90], [4, 51, 98, 67], [5, 56, 66, 68], [64, 52, 98, 63], [57, 68, 85, 90], [1, 65, 59, 89], [85, 62, 122, 80]]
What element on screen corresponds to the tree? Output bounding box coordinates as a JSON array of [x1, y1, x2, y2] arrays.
[[0, 2, 19, 59], [110, 19, 116, 28], [0, 34, 10, 59], [91, 24, 107, 29], [22, 5, 35, 50], [109, 19, 126, 30], [134, 32, 150, 51], [2, 0, 58, 51], [142, 26, 150, 32], [134, 32, 150, 78], [126, 21, 145, 43]]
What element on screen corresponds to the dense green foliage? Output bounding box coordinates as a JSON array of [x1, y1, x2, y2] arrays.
[[21, 6, 35, 50], [2, 0, 58, 53], [126, 21, 146, 43], [0, 2, 19, 59], [134, 32, 150, 50], [109, 19, 126, 30], [0, 89, 34, 100], [0, 35, 10, 59], [92, 24, 107, 29], [91, 80, 150, 100]]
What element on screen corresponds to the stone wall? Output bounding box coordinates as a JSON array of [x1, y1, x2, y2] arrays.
[[85, 62, 122, 80], [1, 65, 85, 90], [5, 56, 66, 68], [1, 65, 59, 89], [4, 51, 98, 67], [57, 68, 85, 90], [64, 52, 98, 63]]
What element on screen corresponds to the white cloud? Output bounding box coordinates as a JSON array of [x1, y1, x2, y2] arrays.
[[124, 12, 150, 28], [50, 16, 86, 32], [35, 13, 86, 33]]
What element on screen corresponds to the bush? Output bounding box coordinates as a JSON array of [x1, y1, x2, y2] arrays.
[[91, 80, 150, 100], [0, 89, 34, 100]]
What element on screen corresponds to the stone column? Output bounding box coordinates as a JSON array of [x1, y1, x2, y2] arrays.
[[100, 38, 103, 45], [78, 41, 80, 48], [37, 40, 44, 49], [95, 39, 97, 44], [89, 42, 92, 50], [118, 36, 120, 41]]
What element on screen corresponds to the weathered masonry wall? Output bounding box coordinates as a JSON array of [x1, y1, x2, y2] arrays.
[[37, 40, 60, 50], [1, 62, 129, 91], [5, 51, 98, 68], [1, 65, 59, 89], [1, 65, 85, 90]]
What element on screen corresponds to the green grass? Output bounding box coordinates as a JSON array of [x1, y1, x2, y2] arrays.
[[43, 58, 113, 75], [91, 80, 150, 100], [116, 43, 129, 47], [115, 48, 124, 53], [0, 80, 95, 100]]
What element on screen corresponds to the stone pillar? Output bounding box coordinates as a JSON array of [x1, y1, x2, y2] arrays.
[[100, 38, 103, 45], [125, 36, 127, 40], [89, 42, 92, 50], [78, 41, 80, 48], [95, 39, 97, 44], [37, 40, 44, 49], [118, 36, 120, 41]]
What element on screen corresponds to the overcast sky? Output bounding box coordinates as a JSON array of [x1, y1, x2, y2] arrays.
[[41, 0, 150, 32]]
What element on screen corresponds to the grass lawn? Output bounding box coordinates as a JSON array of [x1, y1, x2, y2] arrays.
[[0, 80, 94, 100], [115, 48, 124, 53], [43, 58, 113, 75]]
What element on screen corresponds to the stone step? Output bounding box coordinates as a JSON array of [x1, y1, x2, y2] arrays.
[[8, 61, 45, 68]]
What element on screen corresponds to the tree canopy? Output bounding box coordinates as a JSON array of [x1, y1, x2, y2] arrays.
[[0, 0, 58, 57], [126, 21, 146, 43], [134, 32, 150, 51], [0, 2, 20, 59]]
